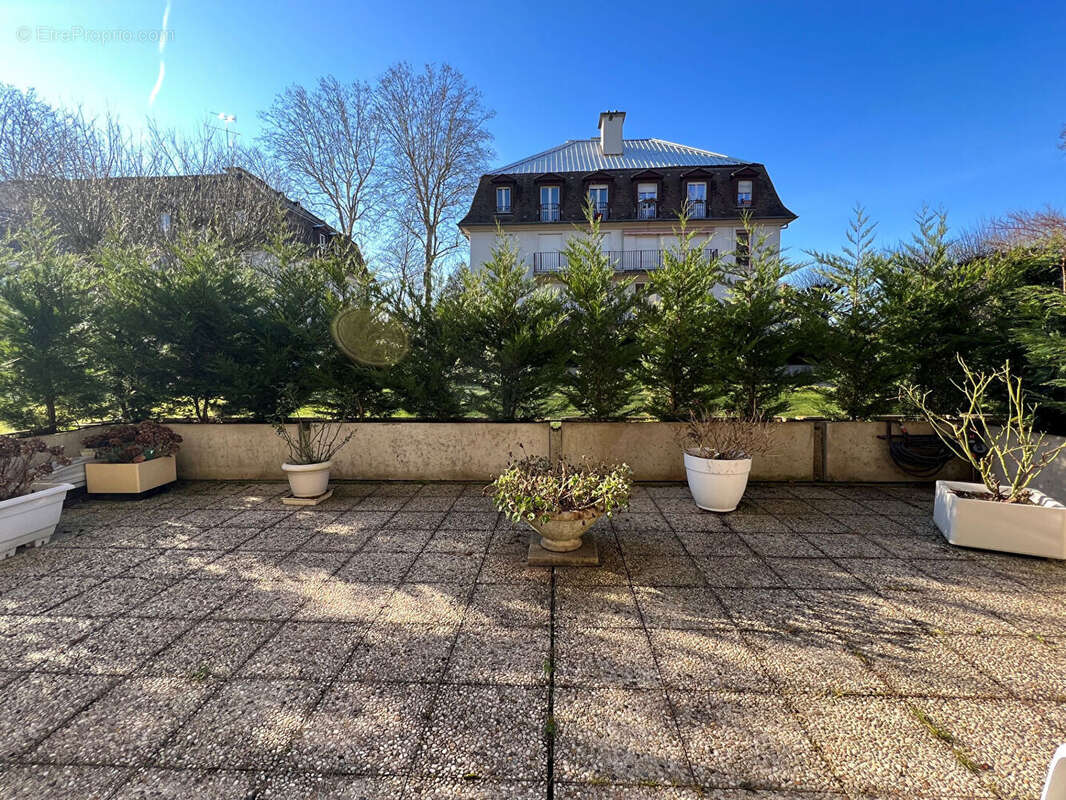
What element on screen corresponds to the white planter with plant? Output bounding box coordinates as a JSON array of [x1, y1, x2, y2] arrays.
[[274, 414, 355, 498], [680, 413, 772, 512], [489, 457, 631, 555], [904, 358, 1066, 559], [0, 436, 74, 558]]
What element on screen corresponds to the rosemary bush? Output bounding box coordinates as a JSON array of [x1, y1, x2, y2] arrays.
[[489, 456, 632, 524]]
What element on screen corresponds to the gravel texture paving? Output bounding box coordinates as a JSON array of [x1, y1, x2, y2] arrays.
[[0, 480, 1060, 798]]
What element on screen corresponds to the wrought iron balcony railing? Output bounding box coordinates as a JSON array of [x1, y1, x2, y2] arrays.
[[637, 199, 658, 220], [687, 199, 707, 218], [539, 203, 560, 222], [531, 248, 719, 274]]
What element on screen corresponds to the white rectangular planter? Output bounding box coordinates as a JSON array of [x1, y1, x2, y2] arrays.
[[0, 482, 75, 559], [933, 480, 1066, 559]]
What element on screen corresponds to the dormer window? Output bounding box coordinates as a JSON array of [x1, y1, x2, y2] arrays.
[[686, 182, 707, 218], [539, 185, 560, 222], [637, 183, 658, 219], [495, 186, 512, 213], [159, 212, 173, 235], [588, 184, 608, 220], [737, 180, 753, 208]]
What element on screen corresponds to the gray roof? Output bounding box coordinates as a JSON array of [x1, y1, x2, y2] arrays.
[[490, 138, 747, 175]]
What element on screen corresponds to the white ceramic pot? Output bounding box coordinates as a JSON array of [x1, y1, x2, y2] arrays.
[[282, 461, 332, 498], [933, 479, 1066, 559], [528, 509, 604, 552], [683, 452, 753, 512], [0, 482, 75, 559]]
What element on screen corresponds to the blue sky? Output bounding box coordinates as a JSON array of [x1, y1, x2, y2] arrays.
[[1, 0, 1064, 257]]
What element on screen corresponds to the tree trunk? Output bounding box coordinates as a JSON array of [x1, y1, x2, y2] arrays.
[[45, 397, 57, 434]]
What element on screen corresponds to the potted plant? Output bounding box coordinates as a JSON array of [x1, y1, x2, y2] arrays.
[[82, 421, 182, 495], [680, 412, 773, 512], [273, 414, 356, 499], [0, 436, 73, 558], [903, 358, 1066, 559], [488, 456, 631, 554]]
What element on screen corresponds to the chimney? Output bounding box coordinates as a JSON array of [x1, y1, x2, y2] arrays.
[[598, 110, 625, 156]]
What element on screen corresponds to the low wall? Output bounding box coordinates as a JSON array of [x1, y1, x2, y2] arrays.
[[824, 420, 971, 483], [37, 425, 112, 458], [991, 429, 1066, 501], [31, 420, 973, 484], [558, 421, 816, 481]]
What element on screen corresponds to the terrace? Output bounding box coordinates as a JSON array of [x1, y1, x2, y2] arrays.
[[1, 478, 1063, 799]]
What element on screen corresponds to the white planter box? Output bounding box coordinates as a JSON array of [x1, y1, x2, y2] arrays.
[[933, 480, 1066, 559], [0, 482, 74, 559], [683, 453, 753, 513]]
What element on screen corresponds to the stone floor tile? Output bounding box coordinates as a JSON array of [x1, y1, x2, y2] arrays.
[[150, 525, 257, 551], [0, 765, 130, 800], [743, 629, 883, 695], [674, 690, 838, 791], [0, 576, 103, 615], [967, 553, 1066, 592], [674, 530, 751, 557], [650, 628, 768, 691], [275, 550, 349, 582], [404, 778, 547, 799], [765, 557, 866, 589], [985, 590, 1066, 635], [140, 619, 278, 679], [414, 685, 547, 780], [862, 499, 929, 516], [668, 513, 731, 532], [424, 528, 494, 553], [402, 496, 457, 512], [554, 687, 689, 784], [465, 582, 550, 627], [446, 625, 549, 686], [155, 679, 320, 769], [286, 681, 435, 774], [211, 579, 315, 621], [49, 616, 191, 675], [34, 676, 211, 766], [923, 698, 1064, 799], [235, 526, 315, 552], [356, 495, 408, 511], [555, 627, 660, 689], [694, 555, 784, 588], [881, 589, 1021, 635], [796, 590, 928, 636], [334, 551, 416, 583], [111, 768, 255, 799], [553, 785, 705, 800], [724, 515, 791, 533], [436, 511, 500, 532], [123, 549, 225, 580], [0, 615, 101, 671], [634, 586, 733, 630], [618, 531, 689, 558], [715, 589, 817, 632], [239, 621, 366, 680], [610, 512, 672, 533], [554, 545, 630, 588], [47, 577, 172, 617], [477, 552, 553, 585], [804, 533, 892, 558], [0, 672, 115, 760], [830, 514, 912, 536], [407, 552, 484, 584], [755, 499, 817, 515], [384, 512, 446, 530], [362, 529, 436, 553], [834, 557, 932, 592], [256, 771, 406, 798], [128, 578, 247, 619], [792, 695, 990, 796], [341, 622, 455, 683], [198, 551, 289, 582], [944, 634, 1065, 700], [293, 581, 394, 623], [868, 532, 969, 560], [739, 532, 824, 558], [777, 515, 851, 534], [557, 586, 642, 629], [804, 498, 870, 515], [910, 558, 1028, 592], [45, 547, 156, 579], [222, 509, 295, 528], [626, 554, 706, 587], [319, 510, 394, 532], [274, 510, 343, 530], [378, 583, 469, 625]]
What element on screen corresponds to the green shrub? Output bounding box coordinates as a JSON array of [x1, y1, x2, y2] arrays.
[[489, 456, 632, 524]]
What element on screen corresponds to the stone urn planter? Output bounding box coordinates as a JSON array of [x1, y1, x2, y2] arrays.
[[0, 482, 74, 558], [933, 479, 1066, 559], [282, 460, 333, 498], [527, 508, 605, 553], [85, 455, 177, 495]]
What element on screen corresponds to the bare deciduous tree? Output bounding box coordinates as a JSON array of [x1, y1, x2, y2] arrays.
[[258, 76, 382, 247], [376, 62, 493, 307]]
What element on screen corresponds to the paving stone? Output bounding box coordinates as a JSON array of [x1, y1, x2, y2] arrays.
[[274, 510, 343, 530], [834, 557, 932, 591], [968, 553, 1066, 592], [362, 529, 436, 552], [777, 514, 851, 533], [405, 778, 547, 799], [634, 586, 733, 630], [803, 533, 891, 558], [235, 527, 316, 551], [868, 532, 969, 560], [477, 552, 553, 585], [123, 549, 225, 580], [257, 772, 406, 798], [44, 548, 156, 578], [407, 552, 484, 584], [739, 532, 824, 558], [675, 690, 841, 791], [466, 582, 550, 626], [223, 509, 294, 528], [211, 579, 313, 621], [755, 499, 816, 515], [156, 679, 320, 769], [944, 634, 1065, 700], [674, 530, 751, 556], [694, 555, 784, 588], [335, 551, 417, 583], [650, 628, 768, 691], [555, 627, 660, 688], [384, 512, 446, 530], [0, 765, 130, 799], [414, 685, 547, 780], [744, 629, 883, 695], [296, 581, 394, 623], [286, 681, 435, 774], [0, 576, 103, 615], [793, 695, 990, 796], [609, 512, 672, 533], [881, 589, 1021, 635], [796, 590, 928, 636], [197, 551, 288, 582], [140, 620, 278, 679], [984, 590, 1066, 634], [554, 545, 630, 587], [111, 768, 255, 799], [319, 511, 395, 533], [134, 578, 247, 619], [149, 525, 257, 550], [765, 557, 866, 589], [554, 687, 689, 784], [669, 513, 730, 532], [0, 615, 101, 671], [910, 558, 1028, 591], [446, 625, 549, 686], [724, 515, 790, 533], [553, 785, 705, 800], [378, 583, 469, 625], [50, 616, 191, 675], [425, 527, 494, 552], [830, 514, 912, 536], [35, 677, 211, 766], [557, 586, 642, 629], [626, 554, 706, 587], [275, 550, 349, 582], [402, 496, 456, 512], [356, 495, 408, 511], [341, 622, 455, 682], [617, 531, 689, 557], [239, 621, 366, 680], [0, 672, 115, 760]]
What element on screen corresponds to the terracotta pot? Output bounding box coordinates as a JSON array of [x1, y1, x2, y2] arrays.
[[527, 508, 604, 552]]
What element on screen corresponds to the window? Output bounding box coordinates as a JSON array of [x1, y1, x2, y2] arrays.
[[539, 186, 560, 221], [737, 179, 753, 207], [587, 183, 608, 218], [637, 182, 658, 219], [686, 182, 707, 217], [159, 212, 172, 235], [735, 229, 750, 268], [495, 186, 512, 213], [318, 233, 329, 248]]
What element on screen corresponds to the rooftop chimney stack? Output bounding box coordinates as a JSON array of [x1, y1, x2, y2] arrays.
[[598, 110, 625, 156]]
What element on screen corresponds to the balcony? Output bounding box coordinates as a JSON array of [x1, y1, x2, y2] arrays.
[[532, 248, 719, 274], [636, 199, 658, 220], [688, 199, 708, 218], [591, 201, 609, 221], [539, 203, 560, 222]]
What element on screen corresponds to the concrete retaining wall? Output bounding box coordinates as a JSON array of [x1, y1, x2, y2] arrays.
[[990, 429, 1066, 502], [31, 420, 973, 484]]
